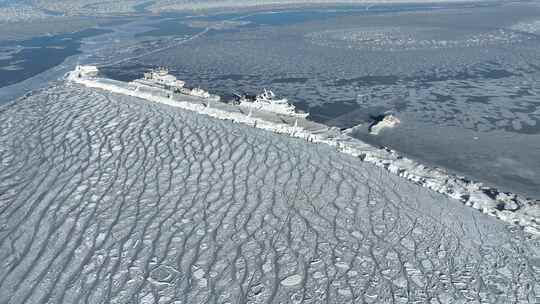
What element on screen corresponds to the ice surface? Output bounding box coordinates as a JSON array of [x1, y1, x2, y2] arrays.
[[69, 70, 540, 235], [307, 27, 530, 51], [2, 3, 540, 302], [0, 83, 538, 303], [8, 4, 540, 202], [132, 3, 540, 198]]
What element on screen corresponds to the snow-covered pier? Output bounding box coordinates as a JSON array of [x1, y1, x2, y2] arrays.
[[68, 66, 539, 235]]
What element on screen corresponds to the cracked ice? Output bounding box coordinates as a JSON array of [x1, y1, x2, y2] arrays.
[[0, 83, 539, 303]]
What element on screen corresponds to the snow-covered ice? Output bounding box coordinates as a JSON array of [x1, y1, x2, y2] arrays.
[[68, 71, 540, 235], [0, 82, 538, 303], [2, 2, 540, 302]]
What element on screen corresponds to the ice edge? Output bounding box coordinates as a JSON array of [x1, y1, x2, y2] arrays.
[[67, 70, 540, 236]]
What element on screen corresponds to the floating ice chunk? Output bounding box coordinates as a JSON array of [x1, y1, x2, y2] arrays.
[[392, 275, 407, 288], [281, 274, 302, 287], [511, 20, 540, 34], [347, 270, 358, 277], [338, 289, 352, 297], [369, 114, 400, 135], [313, 271, 324, 279], [193, 268, 205, 279], [199, 278, 208, 288], [262, 263, 272, 273], [140, 293, 156, 304]]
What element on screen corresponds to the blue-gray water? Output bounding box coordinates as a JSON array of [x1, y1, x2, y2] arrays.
[[0, 28, 110, 88]]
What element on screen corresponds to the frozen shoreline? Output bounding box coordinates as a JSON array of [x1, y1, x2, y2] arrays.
[[67, 70, 540, 236]]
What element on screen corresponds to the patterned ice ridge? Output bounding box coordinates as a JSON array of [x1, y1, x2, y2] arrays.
[[67, 68, 540, 236]]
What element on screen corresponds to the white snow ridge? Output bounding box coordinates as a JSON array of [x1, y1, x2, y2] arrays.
[[0, 79, 539, 302]]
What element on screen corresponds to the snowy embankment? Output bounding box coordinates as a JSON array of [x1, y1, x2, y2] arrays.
[[68, 72, 540, 235]]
